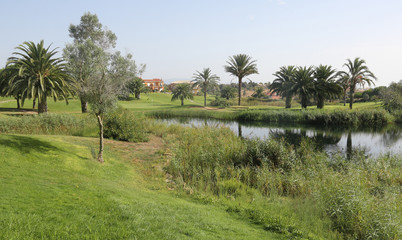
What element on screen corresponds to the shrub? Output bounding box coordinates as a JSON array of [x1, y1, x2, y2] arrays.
[[210, 96, 232, 107], [104, 107, 148, 142]]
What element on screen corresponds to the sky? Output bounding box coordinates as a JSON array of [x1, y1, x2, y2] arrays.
[[1, 0, 402, 86]]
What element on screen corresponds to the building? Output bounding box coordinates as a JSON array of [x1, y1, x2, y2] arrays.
[[143, 78, 165, 92]]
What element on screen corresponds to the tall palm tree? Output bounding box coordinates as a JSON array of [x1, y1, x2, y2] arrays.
[[270, 66, 296, 108], [314, 65, 342, 109], [192, 68, 220, 106], [6, 40, 73, 114], [339, 58, 376, 109], [171, 83, 194, 106], [224, 54, 258, 106], [292, 66, 316, 109]]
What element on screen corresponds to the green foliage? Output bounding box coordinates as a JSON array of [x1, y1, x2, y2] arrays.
[[270, 66, 296, 108], [339, 57, 377, 109], [192, 68, 220, 106], [104, 107, 148, 142], [0, 113, 96, 136], [171, 83, 194, 106], [210, 96, 232, 107], [381, 80, 402, 113], [252, 86, 265, 98], [224, 54, 259, 105], [220, 85, 237, 100], [164, 125, 401, 239], [5, 40, 73, 113]]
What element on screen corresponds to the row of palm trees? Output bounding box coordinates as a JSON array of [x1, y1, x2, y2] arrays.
[[180, 55, 375, 110], [270, 58, 377, 109]]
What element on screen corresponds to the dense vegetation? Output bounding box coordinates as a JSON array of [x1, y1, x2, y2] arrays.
[[161, 125, 401, 239]]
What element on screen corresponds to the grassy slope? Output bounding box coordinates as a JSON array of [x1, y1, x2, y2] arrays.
[[0, 134, 283, 239]]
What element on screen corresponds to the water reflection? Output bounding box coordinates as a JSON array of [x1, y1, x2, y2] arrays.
[[159, 117, 402, 157]]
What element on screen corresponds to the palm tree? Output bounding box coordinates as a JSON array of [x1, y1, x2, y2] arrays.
[[292, 66, 316, 109], [314, 65, 342, 109], [192, 68, 220, 106], [224, 54, 258, 105], [171, 83, 194, 106], [6, 40, 72, 114], [339, 58, 376, 109], [270, 66, 296, 108]]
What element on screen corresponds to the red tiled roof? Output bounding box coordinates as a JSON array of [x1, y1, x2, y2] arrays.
[[143, 78, 163, 83]]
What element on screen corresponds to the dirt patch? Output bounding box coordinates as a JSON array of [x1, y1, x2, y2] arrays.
[[105, 135, 165, 163]]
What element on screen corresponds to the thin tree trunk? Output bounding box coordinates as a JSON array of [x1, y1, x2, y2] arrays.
[[181, 98, 184, 106], [204, 91, 207, 107], [80, 96, 88, 113], [343, 91, 346, 106], [33, 98, 36, 109], [238, 77, 242, 106], [96, 114, 104, 163], [349, 87, 355, 109], [38, 97, 48, 114], [16, 97, 20, 109]]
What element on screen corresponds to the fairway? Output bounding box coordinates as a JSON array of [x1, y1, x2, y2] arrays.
[[0, 134, 283, 239]]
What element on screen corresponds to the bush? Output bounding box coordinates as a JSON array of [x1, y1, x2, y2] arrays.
[[104, 107, 148, 142], [210, 96, 232, 107]]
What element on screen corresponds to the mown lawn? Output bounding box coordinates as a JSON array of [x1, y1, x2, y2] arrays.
[[0, 134, 284, 239]]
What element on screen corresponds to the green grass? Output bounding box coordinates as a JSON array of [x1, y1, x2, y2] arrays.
[[0, 134, 285, 239]]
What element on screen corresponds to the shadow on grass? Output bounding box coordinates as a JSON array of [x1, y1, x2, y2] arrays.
[[0, 108, 36, 113], [0, 135, 91, 161], [0, 135, 61, 154]]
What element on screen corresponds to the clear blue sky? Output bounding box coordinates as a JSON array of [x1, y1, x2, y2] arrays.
[[1, 0, 402, 86]]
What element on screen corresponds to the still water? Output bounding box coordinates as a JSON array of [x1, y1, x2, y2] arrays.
[[158, 117, 402, 157]]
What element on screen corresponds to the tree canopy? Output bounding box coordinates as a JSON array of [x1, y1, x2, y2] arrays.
[[224, 54, 258, 106], [4, 40, 72, 113]]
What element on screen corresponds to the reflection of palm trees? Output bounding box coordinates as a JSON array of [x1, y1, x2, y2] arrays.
[[238, 124, 243, 138], [269, 129, 341, 151], [347, 131, 352, 160], [381, 128, 402, 146]]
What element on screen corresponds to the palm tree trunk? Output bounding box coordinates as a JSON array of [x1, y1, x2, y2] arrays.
[[33, 98, 36, 109], [80, 96, 88, 113], [285, 93, 292, 108], [317, 95, 324, 109], [38, 97, 48, 114], [349, 87, 355, 109], [238, 77, 242, 106], [204, 91, 207, 107], [96, 114, 104, 163], [301, 95, 307, 109], [181, 98, 184, 106]]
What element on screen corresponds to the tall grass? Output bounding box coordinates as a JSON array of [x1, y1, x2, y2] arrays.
[[150, 108, 392, 127], [164, 125, 401, 239], [0, 113, 97, 136]]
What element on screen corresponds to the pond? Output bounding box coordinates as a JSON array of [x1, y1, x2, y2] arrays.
[[158, 117, 402, 157]]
